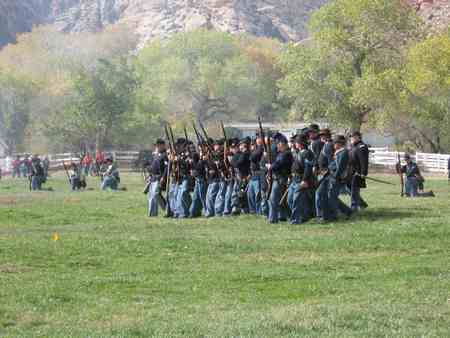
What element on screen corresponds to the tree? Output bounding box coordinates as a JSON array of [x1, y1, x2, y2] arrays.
[[135, 29, 279, 127], [278, 0, 421, 129], [45, 59, 137, 151], [0, 70, 35, 154], [403, 34, 450, 152]]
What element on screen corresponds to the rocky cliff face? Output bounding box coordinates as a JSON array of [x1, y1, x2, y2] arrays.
[[0, 0, 328, 48], [1, 0, 448, 50], [408, 0, 450, 32]]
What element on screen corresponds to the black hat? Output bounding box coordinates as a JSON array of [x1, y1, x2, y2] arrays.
[[350, 130, 362, 138], [272, 132, 284, 141], [404, 153, 411, 160], [176, 138, 186, 146], [290, 134, 298, 142], [295, 134, 309, 145], [105, 157, 113, 163], [319, 128, 332, 137], [334, 135, 347, 145], [155, 138, 165, 145], [214, 138, 225, 146], [239, 137, 251, 145], [308, 124, 320, 133], [276, 134, 288, 144], [230, 138, 240, 147]]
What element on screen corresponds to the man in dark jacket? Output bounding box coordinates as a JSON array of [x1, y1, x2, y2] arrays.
[[247, 133, 264, 214], [349, 131, 369, 211], [266, 135, 293, 223], [230, 138, 251, 215], [328, 135, 353, 221], [288, 134, 315, 224], [147, 139, 167, 217]]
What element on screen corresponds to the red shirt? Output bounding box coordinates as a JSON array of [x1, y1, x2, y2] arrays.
[[82, 154, 93, 165], [95, 152, 105, 164]]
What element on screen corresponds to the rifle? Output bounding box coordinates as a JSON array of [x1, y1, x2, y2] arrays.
[[258, 117, 271, 197], [184, 126, 189, 143], [396, 153, 404, 197], [220, 121, 231, 177], [167, 124, 181, 184], [193, 122, 214, 155], [198, 121, 213, 149], [355, 173, 395, 186], [279, 170, 330, 207], [164, 124, 174, 217]]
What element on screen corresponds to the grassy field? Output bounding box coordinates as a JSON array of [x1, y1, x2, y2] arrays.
[[0, 172, 449, 337]]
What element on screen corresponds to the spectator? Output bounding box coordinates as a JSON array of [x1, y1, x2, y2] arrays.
[[12, 156, 21, 178], [82, 152, 93, 176], [42, 156, 50, 179]]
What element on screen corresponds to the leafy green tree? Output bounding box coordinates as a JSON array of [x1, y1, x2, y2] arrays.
[[45, 59, 137, 151], [403, 34, 450, 152], [0, 70, 35, 154], [278, 0, 421, 129], [135, 29, 279, 126]]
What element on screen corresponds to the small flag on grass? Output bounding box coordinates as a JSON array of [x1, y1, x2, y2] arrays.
[[52, 232, 60, 241]]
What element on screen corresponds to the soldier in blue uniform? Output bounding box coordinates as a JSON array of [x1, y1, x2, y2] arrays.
[[174, 139, 192, 218], [204, 140, 221, 217], [349, 131, 369, 211], [315, 128, 333, 221], [146, 139, 167, 217], [247, 133, 264, 214], [189, 151, 207, 218], [288, 134, 315, 224], [267, 135, 293, 224], [328, 135, 353, 221], [223, 138, 239, 216], [230, 138, 251, 215], [30, 156, 45, 191]]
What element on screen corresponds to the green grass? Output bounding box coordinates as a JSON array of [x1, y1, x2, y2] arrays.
[[0, 173, 449, 337]]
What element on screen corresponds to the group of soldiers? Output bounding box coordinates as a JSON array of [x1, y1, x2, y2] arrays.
[[145, 123, 371, 224], [64, 157, 121, 191], [10, 155, 50, 191]]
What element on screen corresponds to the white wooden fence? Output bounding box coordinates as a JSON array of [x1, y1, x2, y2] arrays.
[[369, 149, 450, 173], [1, 149, 449, 174]]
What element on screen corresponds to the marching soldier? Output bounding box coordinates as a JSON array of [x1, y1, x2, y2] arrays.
[[174, 139, 192, 218], [349, 131, 369, 211], [230, 138, 251, 215], [288, 134, 315, 224], [223, 138, 239, 216], [315, 128, 333, 221], [214, 139, 229, 217], [189, 151, 207, 218], [146, 139, 168, 217], [266, 135, 293, 224], [204, 140, 221, 217], [247, 132, 265, 214], [328, 135, 353, 221], [308, 124, 324, 168]]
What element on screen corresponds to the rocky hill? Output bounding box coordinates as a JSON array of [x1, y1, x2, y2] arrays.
[[0, 0, 448, 49], [0, 0, 328, 49]]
